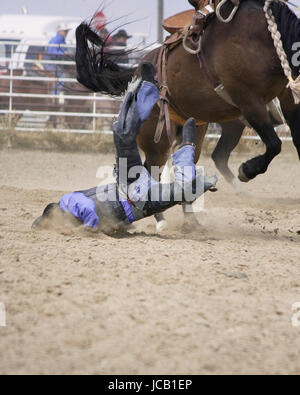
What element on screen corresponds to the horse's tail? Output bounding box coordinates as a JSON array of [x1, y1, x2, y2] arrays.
[[75, 22, 136, 96]]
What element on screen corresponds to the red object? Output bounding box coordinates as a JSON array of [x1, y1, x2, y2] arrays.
[[93, 11, 106, 31]]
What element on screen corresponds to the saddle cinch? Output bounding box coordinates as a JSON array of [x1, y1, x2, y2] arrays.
[[154, 0, 285, 144]]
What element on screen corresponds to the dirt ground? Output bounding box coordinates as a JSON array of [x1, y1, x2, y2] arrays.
[[0, 147, 300, 375]]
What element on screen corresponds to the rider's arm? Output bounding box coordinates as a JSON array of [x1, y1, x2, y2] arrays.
[[59, 192, 99, 228]]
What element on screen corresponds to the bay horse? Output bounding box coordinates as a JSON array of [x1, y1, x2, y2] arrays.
[[212, 86, 300, 184], [75, 0, 300, 229]]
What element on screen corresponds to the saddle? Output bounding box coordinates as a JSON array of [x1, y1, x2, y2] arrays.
[[163, 0, 215, 37], [155, 2, 215, 144], [154, 0, 285, 144]]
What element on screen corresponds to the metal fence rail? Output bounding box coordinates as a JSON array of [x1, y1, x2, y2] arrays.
[[0, 40, 136, 134], [0, 40, 293, 142]]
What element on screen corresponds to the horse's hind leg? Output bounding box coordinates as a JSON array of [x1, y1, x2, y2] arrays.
[[235, 97, 282, 182], [212, 120, 245, 184], [279, 88, 300, 159]]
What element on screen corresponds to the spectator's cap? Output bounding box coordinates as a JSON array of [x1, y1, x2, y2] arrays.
[[56, 23, 71, 33], [113, 29, 132, 40]]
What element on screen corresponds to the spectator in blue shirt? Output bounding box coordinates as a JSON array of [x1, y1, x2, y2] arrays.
[[46, 23, 71, 95]]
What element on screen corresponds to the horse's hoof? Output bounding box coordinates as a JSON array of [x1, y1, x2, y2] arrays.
[[182, 220, 201, 234], [182, 222, 194, 234], [230, 178, 239, 190], [156, 219, 167, 233], [238, 165, 251, 183], [181, 215, 201, 234]]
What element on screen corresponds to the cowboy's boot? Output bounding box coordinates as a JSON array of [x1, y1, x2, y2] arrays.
[[173, 118, 197, 184], [114, 62, 159, 185]]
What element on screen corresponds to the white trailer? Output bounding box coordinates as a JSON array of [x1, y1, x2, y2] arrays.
[[0, 14, 81, 42]]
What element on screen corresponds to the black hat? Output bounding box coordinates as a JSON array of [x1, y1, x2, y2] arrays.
[[114, 29, 132, 40], [32, 203, 61, 229]]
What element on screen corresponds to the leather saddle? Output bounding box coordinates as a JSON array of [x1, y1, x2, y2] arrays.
[[154, 3, 285, 144], [162, 9, 196, 35], [154, 3, 215, 143], [163, 0, 216, 36]]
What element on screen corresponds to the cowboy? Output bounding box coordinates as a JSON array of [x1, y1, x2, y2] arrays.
[[111, 29, 132, 64], [32, 63, 217, 233], [46, 23, 71, 95], [99, 28, 113, 47], [112, 29, 132, 47]]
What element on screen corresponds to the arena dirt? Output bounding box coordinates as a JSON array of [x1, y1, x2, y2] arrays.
[[0, 148, 300, 375]]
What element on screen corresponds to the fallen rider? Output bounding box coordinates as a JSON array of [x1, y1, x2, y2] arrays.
[[32, 63, 217, 233]]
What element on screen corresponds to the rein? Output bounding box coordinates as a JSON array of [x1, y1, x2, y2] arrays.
[[154, 46, 173, 145]]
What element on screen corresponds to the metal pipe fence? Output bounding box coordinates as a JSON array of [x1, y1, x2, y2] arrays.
[[0, 40, 292, 142], [0, 40, 137, 134]]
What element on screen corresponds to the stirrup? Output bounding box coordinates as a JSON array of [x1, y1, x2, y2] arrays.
[[216, 0, 240, 23], [183, 31, 202, 55]]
